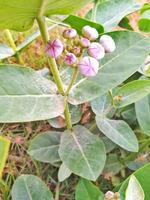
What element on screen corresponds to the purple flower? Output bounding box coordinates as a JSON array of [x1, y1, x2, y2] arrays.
[[99, 35, 116, 53], [64, 53, 77, 66], [80, 37, 90, 48], [82, 25, 99, 41], [45, 39, 63, 58], [63, 28, 77, 39], [78, 56, 99, 77], [88, 42, 105, 60]]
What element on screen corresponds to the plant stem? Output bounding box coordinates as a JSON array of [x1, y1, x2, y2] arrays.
[[65, 68, 79, 96], [55, 183, 60, 200], [36, 16, 72, 129], [4, 29, 24, 65]]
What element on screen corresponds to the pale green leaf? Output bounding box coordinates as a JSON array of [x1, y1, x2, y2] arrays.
[[28, 131, 61, 164], [11, 175, 53, 200], [125, 175, 145, 200], [59, 125, 106, 181], [0, 65, 64, 122], [58, 163, 72, 182], [96, 117, 139, 152], [114, 80, 150, 108]]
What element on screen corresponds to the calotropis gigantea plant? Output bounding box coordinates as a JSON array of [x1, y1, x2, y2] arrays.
[[0, 0, 150, 199]]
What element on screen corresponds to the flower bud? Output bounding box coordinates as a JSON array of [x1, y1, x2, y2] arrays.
[[99, 35, 116, 53], [78, 56, 99, 77], [105, 191, 115, 199], [64, 53, 77, 66], [45, 39, 63, 58], [82, 25, 99, 41], [63, 28, 77, 39], [88, 42, 105, 60], [80, 37, 90, 48], [71, 47, 82, 57]]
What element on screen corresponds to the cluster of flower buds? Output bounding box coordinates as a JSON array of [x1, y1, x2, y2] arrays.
[[45, 25, 116, 77]]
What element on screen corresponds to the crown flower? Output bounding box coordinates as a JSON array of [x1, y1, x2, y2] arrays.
[[63, 28, 77, 39], [82, 25, 99, 41], [45, 39, 63, 58], [79, 56, 99, 77], [99, 35, 116, 53], [88, 42, 105, 60], [64, 53, 77, 66]]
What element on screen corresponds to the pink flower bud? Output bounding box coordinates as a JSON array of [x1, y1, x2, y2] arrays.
[[82, 25, 99, 41], [79, 56, 99, 77], [63, 28, 77, 39], [45, 39, 63, 58], [64, 53, 77, 66], [99, 35, 116, 53], [80, 37, 91, 48], [88, 42, 105, 60], [105, 191, 115, 199]]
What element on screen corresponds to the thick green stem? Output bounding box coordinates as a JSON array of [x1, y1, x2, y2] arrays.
[[91, 1, 98, 22], [36, 16, 72, 129], [4, 29, 24, 65]]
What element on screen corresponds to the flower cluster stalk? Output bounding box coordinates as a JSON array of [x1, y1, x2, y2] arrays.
[[36, 16, 72, 130]]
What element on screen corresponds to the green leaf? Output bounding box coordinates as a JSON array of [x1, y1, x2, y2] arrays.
[[138, 4, 150, 32], [0, 65, 64, 123], [0, 44, 14, 60], [0, 136, 10, 178], [102, 136, 116, 153], [69, 31, 150, 105], [75, 179, 104, 200], [119, 17, 133, 30], [114, 80, 150, 108], [125, 175, 145, 200], [28, 131, 61, 164], [103, 154, 123, 175], [135, 95, 150, 136], [63, 15, 104, 34], [0, 0, 90, 31], [87, 0, 140, 30], [11, 175, 53, 200], [59, 125, 106, 181], [119, 164, 150, 200], [58, 163, 72, 182], [91, 93, 114, 118], [96, 117, 139, 152]]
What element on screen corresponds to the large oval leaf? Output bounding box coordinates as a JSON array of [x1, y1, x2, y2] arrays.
[[28, 131, 61, 164], [0, 0, 90, 31], [135, 95, 150, 136], [0, 65, 64, 122], [69, 31, 150, 105], [59, 125, 106, 181], [75, 179, 104, 200], [11, 175, 53, 200], [96, 117, 139, 152], [0, 136, 10, 178]]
